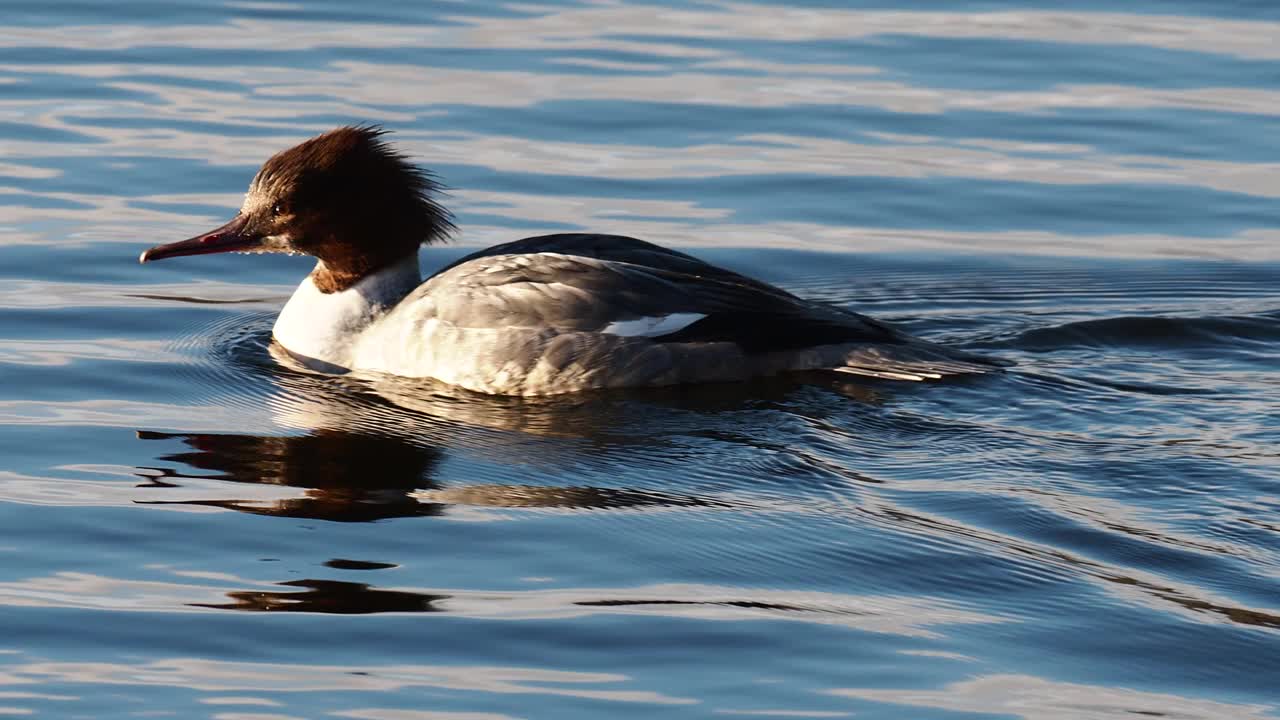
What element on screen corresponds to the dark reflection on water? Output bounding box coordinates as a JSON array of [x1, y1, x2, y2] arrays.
[[324, 558, 398, 570], [135, 427, 727, 521], [194, 576, 904, 616], [135, 429, 444, 521], [194, 578, 448, 614]]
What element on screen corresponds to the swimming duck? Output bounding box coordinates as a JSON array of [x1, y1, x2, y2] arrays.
[[140, 126, 1006, 395]]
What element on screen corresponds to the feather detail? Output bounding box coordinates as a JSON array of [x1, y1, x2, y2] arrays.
[[831, 341, 1011, 382]]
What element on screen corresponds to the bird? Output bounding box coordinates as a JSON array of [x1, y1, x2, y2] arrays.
[[139, 125, 1008, 396]]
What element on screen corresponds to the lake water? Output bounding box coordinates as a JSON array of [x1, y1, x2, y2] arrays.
[[1, 1, 1278, 718]]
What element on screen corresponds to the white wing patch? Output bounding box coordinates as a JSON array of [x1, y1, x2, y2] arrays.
[[602, 313, 707, 338]]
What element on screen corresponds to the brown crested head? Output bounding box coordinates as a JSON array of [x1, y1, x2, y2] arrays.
[[140, 125, 455, 292]]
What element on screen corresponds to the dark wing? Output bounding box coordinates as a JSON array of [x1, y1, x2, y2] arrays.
[[433, 233, 798, 299], [420, 241, 908, 353], [651, 311, 899, 352]]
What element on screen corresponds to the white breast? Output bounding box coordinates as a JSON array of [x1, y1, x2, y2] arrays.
[[272, 255, 421, 370]]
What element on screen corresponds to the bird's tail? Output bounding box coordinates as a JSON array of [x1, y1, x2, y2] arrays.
[[831, 341, 1012, 381]]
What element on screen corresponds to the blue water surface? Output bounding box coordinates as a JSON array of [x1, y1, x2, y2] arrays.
[[0, 1, 1278, 718]]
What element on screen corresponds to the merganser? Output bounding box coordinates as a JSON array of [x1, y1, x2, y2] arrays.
[[140, 126, 1007, 395]]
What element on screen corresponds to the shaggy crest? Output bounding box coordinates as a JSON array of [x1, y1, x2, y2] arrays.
[[251, 125, 455, 247]]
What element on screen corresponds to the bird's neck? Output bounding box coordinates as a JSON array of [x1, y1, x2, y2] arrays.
[[272, 253, 421, 370]]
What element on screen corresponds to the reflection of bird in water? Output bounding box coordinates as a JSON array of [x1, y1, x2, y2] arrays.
[[189, 577, 825, 616], [191, 578, 448, 614], [135, 428, 721, 522], [136, 429, 442, 521]]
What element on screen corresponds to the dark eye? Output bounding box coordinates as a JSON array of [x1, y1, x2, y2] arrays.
[[272, 202, 285, 217]]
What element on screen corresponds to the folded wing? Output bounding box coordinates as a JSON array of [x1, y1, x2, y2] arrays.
[[419, 233, 1007, 381]]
